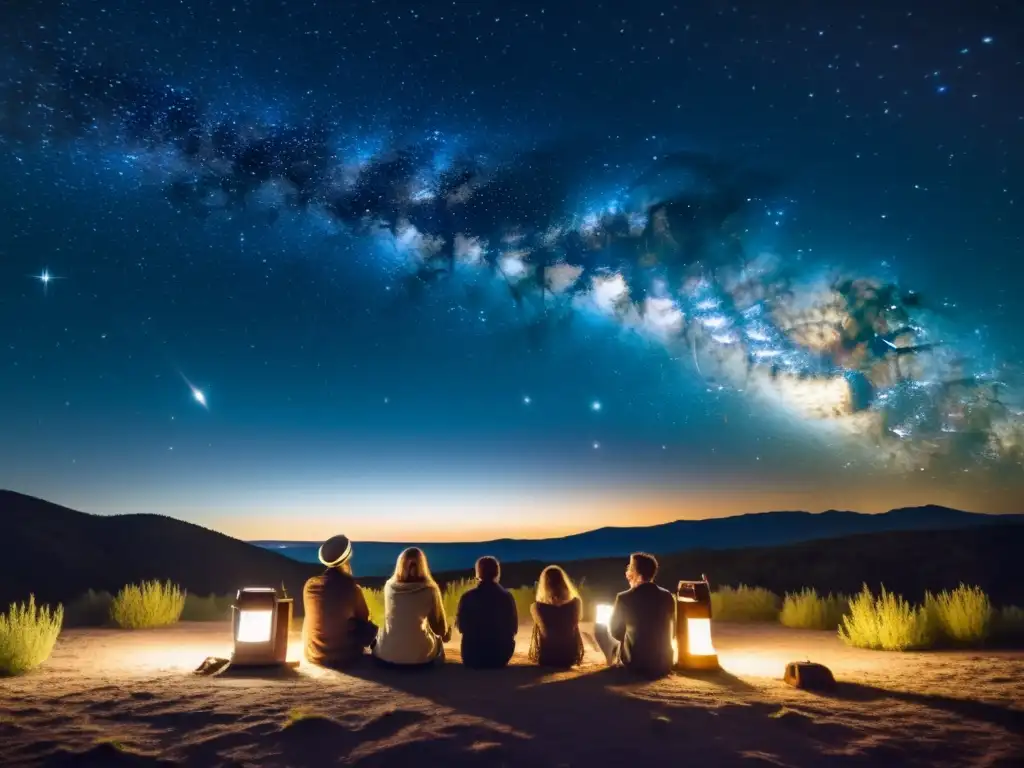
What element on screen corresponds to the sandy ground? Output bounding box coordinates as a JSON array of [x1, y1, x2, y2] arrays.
[[1, 621, 1022, 767]]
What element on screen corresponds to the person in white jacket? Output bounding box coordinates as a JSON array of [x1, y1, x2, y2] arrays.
[[373, 547, 451, 667]]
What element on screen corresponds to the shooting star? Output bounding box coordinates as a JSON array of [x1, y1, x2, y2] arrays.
[[179, 373, 209, 410]]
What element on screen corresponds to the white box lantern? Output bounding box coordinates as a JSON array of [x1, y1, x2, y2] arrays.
[[231, 587, 293, 667], [675, 576, 719, 670]]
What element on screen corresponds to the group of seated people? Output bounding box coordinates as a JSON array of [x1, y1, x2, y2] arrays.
[[302, 534, 678, 677]]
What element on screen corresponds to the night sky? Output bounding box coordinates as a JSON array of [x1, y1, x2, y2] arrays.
[[2, 1, 1022, 542]]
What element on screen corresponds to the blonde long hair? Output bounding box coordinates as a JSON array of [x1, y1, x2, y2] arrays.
[[535, 565, 579, 606], [392, 547, 437, 586]]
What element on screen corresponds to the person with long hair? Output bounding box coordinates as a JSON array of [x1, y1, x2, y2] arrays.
[[528, 565, 584, 668], [373, 547, 451, 667]]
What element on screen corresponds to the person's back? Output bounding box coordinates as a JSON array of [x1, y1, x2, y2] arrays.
[[529, 597, 584, 668], [610, 581, 676, 677], [457, 579, 517, 668], [373, 547, 449, 667], [302, 552, 374, 667]]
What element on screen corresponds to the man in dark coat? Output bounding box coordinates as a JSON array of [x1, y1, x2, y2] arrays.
[[302, 534, 377, 668], [455, 556, 518, 668], [595, 552, 676, 678]]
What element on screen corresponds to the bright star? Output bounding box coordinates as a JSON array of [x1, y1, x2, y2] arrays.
[[591, 400, 602, 411], [592, 441, 600, 449], [982, 36, 993, 44], [31, 268, 62, 294], [191, 387, 208, 408], [523, 395, 531, 405]]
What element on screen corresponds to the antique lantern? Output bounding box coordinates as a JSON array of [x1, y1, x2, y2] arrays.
[[230, 586, 293, 667], [675, 575, 718, 670]]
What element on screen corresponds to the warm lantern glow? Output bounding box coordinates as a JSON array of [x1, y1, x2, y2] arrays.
[[595, 603, 614, 627], [236, 609, 273, 643], [671, 635, 678, 665], [686, 617, 715, 656]]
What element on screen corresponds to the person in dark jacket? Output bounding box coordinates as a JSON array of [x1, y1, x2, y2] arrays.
[[594, 552, 676, 678], [528, 565, 585, 668], [455, 556, 518, 668], [302, 534, 377, 668]]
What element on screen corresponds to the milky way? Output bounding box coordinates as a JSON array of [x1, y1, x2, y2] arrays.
[[3, 49, 1022, 476]]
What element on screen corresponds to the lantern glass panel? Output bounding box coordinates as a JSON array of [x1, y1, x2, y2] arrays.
[[237, 609, 274, 643], [686, 617, 715, 656]]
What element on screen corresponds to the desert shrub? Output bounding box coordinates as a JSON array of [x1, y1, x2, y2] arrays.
[[508, 585, 535, 624], [839, 585, 933, 651], [181, 593, 234, 622], [441, 577, 475, 625], [780, 588, 849, 631], [924, 584, 992, 646], [362, 587, 385, 628], [0, 595, 64, 676], [64, 589, 114, 628], [110, 580, 185, 629], [711, 585, 781, 622], [993, 606, 1024, 645]]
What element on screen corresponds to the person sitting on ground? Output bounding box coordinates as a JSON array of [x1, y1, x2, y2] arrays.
[[302, 534, 378, 668], [373, 547, 451, 667], [456, 556, 518, 669], [528, 565, 584, 668], [594, 552, 676, 678]]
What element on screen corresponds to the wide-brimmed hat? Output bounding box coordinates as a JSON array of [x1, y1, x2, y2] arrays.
[[318, 534, 353, 568]]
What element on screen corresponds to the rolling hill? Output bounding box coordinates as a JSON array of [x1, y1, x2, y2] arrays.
[[254, 505, 1024, 577], [0, 490, 320, 611]]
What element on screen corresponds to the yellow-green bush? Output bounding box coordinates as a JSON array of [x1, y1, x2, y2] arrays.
[[362, 586, 385, 628], [64, 589, 114, 628], [924, 584, 992, 646], [441, 577, 475, 625], [711, 585, 781, 622], [181, 593, 234, 622], [508, 585, 535, 624], [780, 588, 849, 630], [0, 595, 64, 676], [110, 580, 185, 629], [839, 585, 933, 651]]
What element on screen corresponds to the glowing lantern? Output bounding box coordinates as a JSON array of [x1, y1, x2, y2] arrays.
[[231, 587, 293, 667], [595, 603, 614, 627], [675, 576, 719, 670]]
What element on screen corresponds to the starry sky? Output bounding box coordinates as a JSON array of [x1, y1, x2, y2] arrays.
[[1, 1, 1022, 542]]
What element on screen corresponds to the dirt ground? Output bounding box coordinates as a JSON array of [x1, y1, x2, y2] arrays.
[[1, 621, 1022, 767]]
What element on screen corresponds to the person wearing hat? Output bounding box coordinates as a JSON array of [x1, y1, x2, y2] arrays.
[[302, 534, 377, 668]]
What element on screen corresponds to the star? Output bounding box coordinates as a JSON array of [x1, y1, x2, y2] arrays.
[[591, 400, 602, 411], [523, 395, 531, 404], [191, 387, 208, 408], [592, 441, 601, 449], [31, 268, 62, 295]]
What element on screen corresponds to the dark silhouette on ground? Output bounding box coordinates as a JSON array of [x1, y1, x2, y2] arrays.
[[0, 490, 319, 611], [256, 505, 1024, 576]]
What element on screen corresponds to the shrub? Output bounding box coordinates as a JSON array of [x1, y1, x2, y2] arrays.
[[711, 585, 781, 622], [441, 577, 475, 625], [924, 585, 992, 646], [64, 589, 114, 628], [181, 593, 234, 622], [362, 587, 385, 628], [508, 585, 535, 625], [839, 585, 933, 651], [0, 595, 64, 676], [780, 588, 850, 631], [110, 581, 185, 629]]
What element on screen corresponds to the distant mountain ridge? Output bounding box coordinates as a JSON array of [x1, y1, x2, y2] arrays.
[[252, 504, 1024, 577]]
